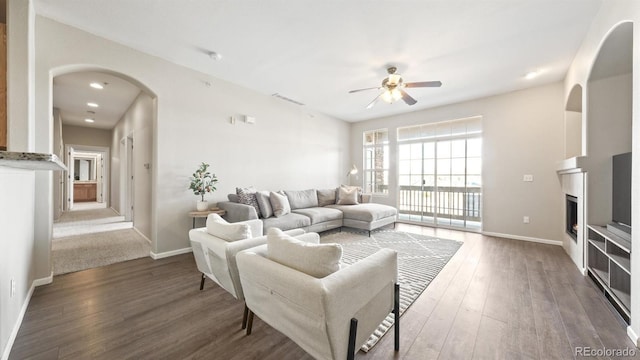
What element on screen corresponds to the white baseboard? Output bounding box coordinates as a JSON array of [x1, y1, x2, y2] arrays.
[[482, 231, 562, 246], [33, 272, 53, 287], [150, 247, 192, 260], [628, 326, 639, 347], [1, 275, 46, 360]]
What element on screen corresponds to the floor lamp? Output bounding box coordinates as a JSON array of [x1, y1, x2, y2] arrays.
[[346, 164, 358, 185]]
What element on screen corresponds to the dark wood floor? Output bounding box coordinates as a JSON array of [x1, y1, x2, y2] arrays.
[[9, 224, 638, 359]]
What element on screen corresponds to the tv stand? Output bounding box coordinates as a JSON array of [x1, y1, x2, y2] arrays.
[[587, 225, 631, 324], [607, 222, 631, 242]]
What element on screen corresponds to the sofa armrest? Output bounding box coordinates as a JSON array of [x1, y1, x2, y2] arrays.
[[218, 201, 258, 223]]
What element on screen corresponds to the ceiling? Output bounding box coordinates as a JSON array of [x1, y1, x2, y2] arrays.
[[39, 0, 603, 123], [53, 72, 141, 129]]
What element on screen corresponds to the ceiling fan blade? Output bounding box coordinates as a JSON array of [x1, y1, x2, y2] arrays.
[[349, 87, 380, 94], [399, 89, 417, 106], [366, 93, 383, 109], [404, 81, 442, 88]]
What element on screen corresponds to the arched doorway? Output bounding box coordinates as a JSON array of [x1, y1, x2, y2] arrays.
[[50, 67, 157, 274]]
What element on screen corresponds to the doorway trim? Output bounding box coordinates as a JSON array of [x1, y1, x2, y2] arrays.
[[64, 144, 110, 211]]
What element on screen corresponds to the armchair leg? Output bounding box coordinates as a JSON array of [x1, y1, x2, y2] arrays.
[[246, 310, 254, 335], [199, 273, 206, 290], [242, 303, 249, 329], [347, 318, 358, 360], [394, 283, 400, 351]]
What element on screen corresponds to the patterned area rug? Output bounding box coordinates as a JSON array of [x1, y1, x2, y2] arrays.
[[321, 229, 462, 352]]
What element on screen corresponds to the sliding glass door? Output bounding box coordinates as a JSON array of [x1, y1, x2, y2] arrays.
[[397, 118, 482, 230]]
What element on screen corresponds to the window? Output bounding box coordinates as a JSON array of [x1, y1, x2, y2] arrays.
[[363, 129, 389, 195], [397, 117, 482, 230]]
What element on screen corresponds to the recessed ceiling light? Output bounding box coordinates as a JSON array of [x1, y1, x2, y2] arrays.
[[84, 118, 95, 123], [209, 51, 222, 61], [87, 102, 99, 108], [524, 71, 539, 80], [90, 82, 104, 89]]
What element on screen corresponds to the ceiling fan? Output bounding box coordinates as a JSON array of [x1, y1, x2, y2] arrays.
[[349, 66, 442, 109]]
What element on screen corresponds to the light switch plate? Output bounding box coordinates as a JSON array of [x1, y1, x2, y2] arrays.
[[523, 174, 534, 182]]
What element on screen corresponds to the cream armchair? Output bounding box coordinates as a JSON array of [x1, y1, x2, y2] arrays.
[[189, 214, 308, 328], [237, 234, 399, 360]]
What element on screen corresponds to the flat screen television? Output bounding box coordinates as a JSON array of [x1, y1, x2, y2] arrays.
[[612, 152, 632, 229]]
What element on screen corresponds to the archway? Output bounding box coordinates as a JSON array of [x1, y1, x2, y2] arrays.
[[50, 66, 157, 273], [564, 84, 583, 158]]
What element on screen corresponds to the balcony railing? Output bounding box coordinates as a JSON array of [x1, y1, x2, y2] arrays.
[[398, 185, 482, 222]]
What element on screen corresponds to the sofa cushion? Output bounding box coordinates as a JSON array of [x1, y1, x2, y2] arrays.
[[206, 213, 252, 241], [292, 207, 343, 224], [255, 190, 273, 218], [336, 185, 359, 205], [327, 203, 397, 222], [285, 189, 319, 210], [270, 191, 291, 217], [263, 213, 311, 231], [317, 188, 336, 206], [237, 187, 262, 218], [267, 228, 341, 278]]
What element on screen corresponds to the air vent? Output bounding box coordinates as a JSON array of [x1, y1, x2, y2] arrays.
[[271, 93, 304, 106]]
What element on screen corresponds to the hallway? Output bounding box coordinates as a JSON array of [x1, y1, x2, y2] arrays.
[[52, 208, 150, 275]]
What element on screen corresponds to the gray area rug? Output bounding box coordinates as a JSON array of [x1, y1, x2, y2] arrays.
[[52, 228, 151, 275], [321, 229, 462, 352]]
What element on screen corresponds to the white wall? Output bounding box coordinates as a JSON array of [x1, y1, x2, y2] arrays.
[[563, 0, 640, 343], [61, 124, 112, 148], [111, 91, 152, 240], [350, 82, 565, 243], [33, 17, 351, 257], [586, 73, 633, 225], [0, 167, 35, 359], [52, 108, 63, 219]]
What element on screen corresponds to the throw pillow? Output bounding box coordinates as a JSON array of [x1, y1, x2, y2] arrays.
[[267, 228, 342, 278], [255, 190, 274, 218], [269, 191, 291, 217], [206, 213, 252, 241], [236, 187, 262, 218], [336, 185, 359, 205]]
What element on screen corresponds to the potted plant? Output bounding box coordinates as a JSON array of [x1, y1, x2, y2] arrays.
[[189, 162, 218, 211]]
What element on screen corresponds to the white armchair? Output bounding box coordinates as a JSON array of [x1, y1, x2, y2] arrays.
[[237, 231, 399, 360], [188, 214, 308, 329]]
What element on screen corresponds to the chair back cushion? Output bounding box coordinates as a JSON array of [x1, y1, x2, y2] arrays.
[[267, 228, 341, 278], [206, 213, 251, 241]]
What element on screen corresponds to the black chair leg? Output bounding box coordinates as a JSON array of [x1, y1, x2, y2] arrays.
[[241, 304, 249, 329], [347, 318, 358, 360], [246, 310, 254, 335], [394, 283, 400, 351], [199, 273, 205, 290]]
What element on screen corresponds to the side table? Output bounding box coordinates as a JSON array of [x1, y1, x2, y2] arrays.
[[188, 208, 226, 228]]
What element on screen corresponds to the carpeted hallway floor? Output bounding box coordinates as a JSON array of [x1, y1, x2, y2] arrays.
[[52, 208, 150, 275]]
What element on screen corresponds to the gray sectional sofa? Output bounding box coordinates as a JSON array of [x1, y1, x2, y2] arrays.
[[218, 187, 397, 235]]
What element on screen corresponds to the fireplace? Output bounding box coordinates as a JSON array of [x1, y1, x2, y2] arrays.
[[566, 195, 578, 241]]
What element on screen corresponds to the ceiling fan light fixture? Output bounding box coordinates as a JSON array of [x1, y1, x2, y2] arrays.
[[387, 74, 401, 85], [381, 88, 402, 103]]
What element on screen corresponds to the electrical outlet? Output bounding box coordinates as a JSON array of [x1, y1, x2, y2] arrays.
[[523, 174, 534, 182], [523, 216, 530, 224], [10, 279, 15, 298]]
